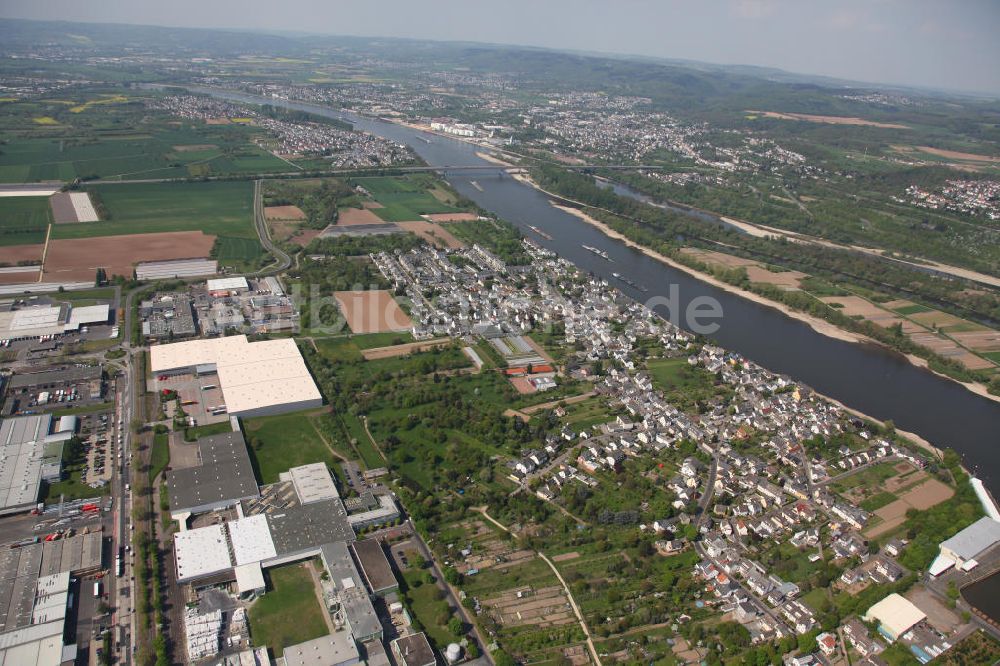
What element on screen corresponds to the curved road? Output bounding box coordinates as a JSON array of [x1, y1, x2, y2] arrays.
[[252, 179, 292, 276]]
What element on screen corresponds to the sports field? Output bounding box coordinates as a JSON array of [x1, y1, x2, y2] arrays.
[[357, 176, 461, 222], [0, 196, 52, 246], [54, 181, 256, 240]]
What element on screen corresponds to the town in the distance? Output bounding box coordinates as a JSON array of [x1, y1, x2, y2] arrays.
[[1, 10, 1000, 666]]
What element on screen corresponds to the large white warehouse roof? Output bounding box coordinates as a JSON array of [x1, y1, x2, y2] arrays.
[[149, 335, 322, 416], [864, 593, 926, 640]]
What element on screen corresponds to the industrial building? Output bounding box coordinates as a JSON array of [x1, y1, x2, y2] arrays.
[[391, 633, 436, 666], [0, 302, 109, 342], [173, 497, 355, 585], [0, 531, 103, 665], [149, 335, 323, 417], [140, 294, 197, 340], [167, 431, 259, 519], [206, 276, 250, 295], [864, 593, 927, 642], [929, 516, 1000, 576], [283, 633, 360, 666], [0, 414, 76, 515], [284, 462, 341, 504], [134, 258, 218, 281], [7, 366, 103, 397], [351, 539, 398, 597]]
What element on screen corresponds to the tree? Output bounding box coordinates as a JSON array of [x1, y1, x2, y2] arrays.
[[493, 650, 516, 666], [448, 616, 464, 636]]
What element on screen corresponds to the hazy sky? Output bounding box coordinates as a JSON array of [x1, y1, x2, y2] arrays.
[[3, 0, 999, 95]]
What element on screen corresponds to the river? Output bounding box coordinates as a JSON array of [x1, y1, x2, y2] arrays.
[[182, 87, 1000, 491]]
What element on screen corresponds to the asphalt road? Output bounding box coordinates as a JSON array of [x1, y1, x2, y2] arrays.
[[252, 179, 291, 276]]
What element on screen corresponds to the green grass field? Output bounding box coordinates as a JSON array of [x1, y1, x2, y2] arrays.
[[214, 236, 265, 268], [149, 432, 170, 481], [0, 115, 290, 182], [249, 562, 329, 656], [183, 421, 233, 442], [894, 303, 932, 315], [356, 176, 460, 222], [0, 196, 51, 246], [402, 569, 460, 649], [242, 409, 338, 483], [830, 461, 900, 492], [51, 181, 256, 240]]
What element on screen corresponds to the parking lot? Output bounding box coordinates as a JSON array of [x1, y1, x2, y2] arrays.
[[78, 410, 118, 488], [154, 372, 229, 427]]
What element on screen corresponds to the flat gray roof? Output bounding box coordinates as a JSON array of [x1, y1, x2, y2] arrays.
[[282, 631, 359, 666], [266, 499, 354, 558], [351, 539, 397, 594], [9, 366, 101, 390], [942, 516, 1000, 560], [392, 633, 436, 666], [168, 431, 259, 514], [320, 542, 381, 642]]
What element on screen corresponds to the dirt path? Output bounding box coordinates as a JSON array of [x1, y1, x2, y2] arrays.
[[538, 553, 601, 665], [473, 507, 599, 663], [361, 337, 453, 360], [360, 416, 389, 463], [307, 417, 349, 462], [503, 391, 596, 421], [305, 561, 337, 633]]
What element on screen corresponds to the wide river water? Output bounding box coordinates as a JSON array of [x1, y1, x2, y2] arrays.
[[186, 88, 1000, 491]]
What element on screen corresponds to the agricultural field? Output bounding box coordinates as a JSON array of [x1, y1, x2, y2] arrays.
[[0, 196, 51, 246], [57, 181, 256, 240], [354, 175, 463, 222], [333, 290, 413, 334], [0, 92, 290, 182]]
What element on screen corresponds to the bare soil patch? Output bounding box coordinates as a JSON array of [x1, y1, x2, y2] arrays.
[[914, 146, 1000, 163], [337, 208, 385, 226], [0, 267, 41, 284], [952, 330, 1000, 353], [172, 144, 218, 152], [50, 192, 78, 224], [264, 205, 306, 221], [424, 212, 479, 222], [745, 265, 806, 289], [333, 290, 412, 334], [293, 229, 323, 247], [396, 220, 464, 249], [510, 377, 537, 394], [43, 231, 216, 281], [865, 478, 954, 539], [681, 247, 755, 270], [0, 244, 44, 265], [361, 338, 452, 360], [482, 585, 575, 628], [552, 552, 580, 562], [750, 110, 908, 129]]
